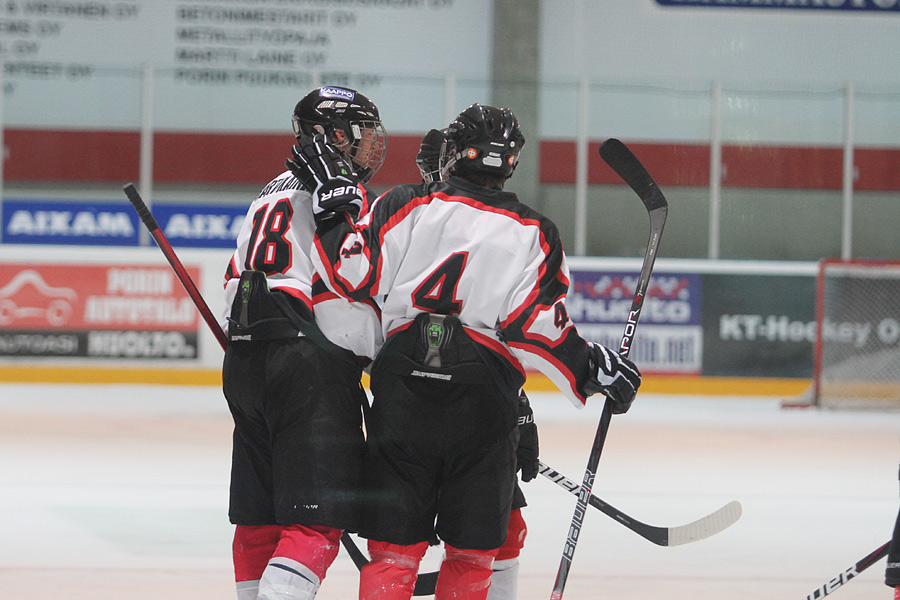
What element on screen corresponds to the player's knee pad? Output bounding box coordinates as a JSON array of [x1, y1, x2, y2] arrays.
[[360, 540, 429, 600], [435, 545, 499, 600], [495, 509, 527, 562], [257, 557, 320, 600], [273, 524, 343, 583], [233, 524, 284, 582]]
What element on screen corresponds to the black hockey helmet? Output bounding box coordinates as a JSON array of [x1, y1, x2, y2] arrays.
[[292, 86, 387, 183], [446, 104, 525, 180]]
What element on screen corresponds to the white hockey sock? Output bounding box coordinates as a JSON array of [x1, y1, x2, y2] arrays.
[[485, 558, 518, 600], [236, 579, 259, 600], [257, 557, 321, 600]]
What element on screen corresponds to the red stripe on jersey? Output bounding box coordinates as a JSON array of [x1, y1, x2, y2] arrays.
[[385, 319, 415, 340], [312, 288, 341, 302], [520, 301, 574, 348], [502, 264, 551, 330], [224, 254, 240, 288], [508, 340, 585, 404], [313, 212, 373, 297], [467, 328, 526, 379], [271, 285, 313, 312]]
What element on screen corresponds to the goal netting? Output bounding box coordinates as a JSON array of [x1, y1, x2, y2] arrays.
[[785, 259, 900, 410]]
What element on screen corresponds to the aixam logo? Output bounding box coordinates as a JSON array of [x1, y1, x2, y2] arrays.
[[321, 86, 355, 100], [6, 208, 134, 238], [0, 270, 77, 326]]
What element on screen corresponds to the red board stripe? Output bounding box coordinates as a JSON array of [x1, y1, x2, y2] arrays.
[[3, 129, 898, 191]]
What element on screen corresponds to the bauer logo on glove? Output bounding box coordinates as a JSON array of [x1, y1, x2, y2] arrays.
[[286, 133, 365, 218]]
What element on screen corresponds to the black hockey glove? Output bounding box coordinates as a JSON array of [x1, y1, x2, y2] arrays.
[[416, 128, 448, 183], [586, 342, 641, 414], [286, 134, 363, 218], [516, 390, 540, 482]]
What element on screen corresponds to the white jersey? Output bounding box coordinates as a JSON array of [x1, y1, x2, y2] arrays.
[[312, 176, 596, 406], [223, 170, 382, 360]]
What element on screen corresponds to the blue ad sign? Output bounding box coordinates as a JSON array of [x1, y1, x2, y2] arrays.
[[2, 200, 246, 248], [655, 0, 900, 11], [568, 271, 701, 326], [568, 270, 703, 375], [3, 200, 139, 246], [153, 204, 246, 248]]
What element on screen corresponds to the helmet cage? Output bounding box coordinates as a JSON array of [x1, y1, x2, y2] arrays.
[[416, 129, 458, 183]]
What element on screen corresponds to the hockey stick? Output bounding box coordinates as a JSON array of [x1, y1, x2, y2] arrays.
[[123, 183, 228, 351], [551, 139, 668, 600], [538, 462, 741, 546], [123, 183, 378, 586], [802, 541, 890, 600]]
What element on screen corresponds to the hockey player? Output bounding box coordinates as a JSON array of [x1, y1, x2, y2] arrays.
[[221, 86, 385, 600], [289, 103, 641, 600], [887, 464, 900, 599], [416, 127, 535, 600]]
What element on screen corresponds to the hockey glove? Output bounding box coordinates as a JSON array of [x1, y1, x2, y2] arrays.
[[587, 342, 641, 414], [286, 134, 364, 218], [416, 128, 448, 183], [516, 390, 540, 482]]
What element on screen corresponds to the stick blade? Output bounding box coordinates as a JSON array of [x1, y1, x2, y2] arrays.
[[665, 501, 742, 547], [599, 138, 668, 212]]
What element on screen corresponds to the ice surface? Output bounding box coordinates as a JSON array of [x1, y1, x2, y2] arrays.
[[0, 384, 897, 599]]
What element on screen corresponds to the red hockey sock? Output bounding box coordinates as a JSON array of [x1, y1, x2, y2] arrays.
[[233, 524, 283, 582], [273, 524, 343, 583], [359, 540, 429, 600], [495, 509, 527, 562], [434, 545, 499, 600], [894, 585, 899, 600]]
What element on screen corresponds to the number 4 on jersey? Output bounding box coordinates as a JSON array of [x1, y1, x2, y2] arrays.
[[412, 252, 467, 314]]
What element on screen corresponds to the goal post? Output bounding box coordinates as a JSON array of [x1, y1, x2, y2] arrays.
[[785, 259, 900, 409]]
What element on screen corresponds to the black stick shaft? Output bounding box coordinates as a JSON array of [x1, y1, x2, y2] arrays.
[[550, 139, 668, 600], [802, 542, 890, 600]]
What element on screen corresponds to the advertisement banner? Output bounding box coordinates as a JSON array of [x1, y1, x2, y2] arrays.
[[654, 0, 900, 12], [0, 263, 200, 359], [153, 204, 246, 248], [2, 200, 140, 246], [3, 200, 247, 248], [701, 273, 815, 377], [568, 269, 703, 374]]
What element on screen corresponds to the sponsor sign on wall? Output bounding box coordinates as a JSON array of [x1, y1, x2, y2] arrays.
[[0, 0, 490, 131], [654, 0, 900, 11], [568, 270, 703, 375], [701, 274, 816, 377], [0, 263, 200, 359], [3, 200, 245, 248], [3, 200, 140, 246], [153, 204, 246, 248]]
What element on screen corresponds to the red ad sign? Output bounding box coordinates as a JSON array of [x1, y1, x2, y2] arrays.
[[0, 263, 201, 359]]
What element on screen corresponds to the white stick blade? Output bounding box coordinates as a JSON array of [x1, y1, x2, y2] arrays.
[[666, 501, 743, 546]]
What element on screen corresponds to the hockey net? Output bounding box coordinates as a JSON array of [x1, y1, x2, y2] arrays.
[[784, 259, 900, 410]]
